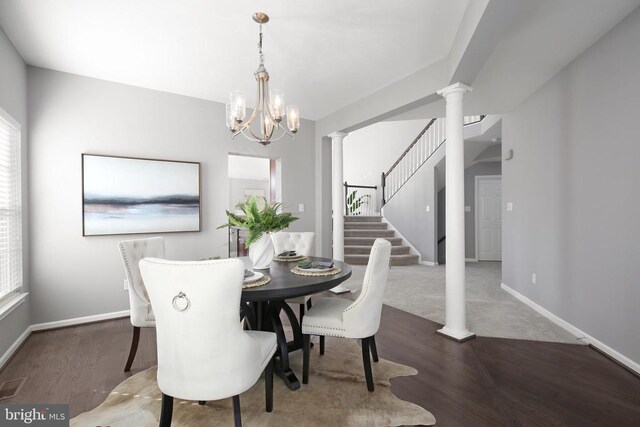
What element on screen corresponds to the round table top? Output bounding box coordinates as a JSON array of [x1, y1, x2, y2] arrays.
[[241, 257, 352, 302]]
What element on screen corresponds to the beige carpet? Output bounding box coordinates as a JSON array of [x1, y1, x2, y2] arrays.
[[72, 337, 435, 426], [343, 262, 582, 344]]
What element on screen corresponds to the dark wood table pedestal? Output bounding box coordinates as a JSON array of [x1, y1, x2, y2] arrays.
[[239, 257, 352, 391], [241, 300, 305, 390]]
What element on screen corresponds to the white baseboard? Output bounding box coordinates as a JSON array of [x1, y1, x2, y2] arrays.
[[501, 283, 640, 375], [30, 310, 130, 332], [0, 326, 32, 371], [419, 260, 438, 266]]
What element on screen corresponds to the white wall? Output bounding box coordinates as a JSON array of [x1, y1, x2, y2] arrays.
[[27, 67, 316, 324], [0, 27, 29, 359], [502, 7, 640, 365], [344, 120, 429, 187]]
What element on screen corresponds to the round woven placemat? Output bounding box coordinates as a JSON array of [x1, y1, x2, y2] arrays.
[[243, 275, 271, 289], [273, 255, 308, 262], [290, 266, 342, 277]]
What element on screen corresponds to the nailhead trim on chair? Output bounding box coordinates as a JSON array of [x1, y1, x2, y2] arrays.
[[343, 244, 379, 314], [302, 325, 346, 337], [119, 241, 152, 306]]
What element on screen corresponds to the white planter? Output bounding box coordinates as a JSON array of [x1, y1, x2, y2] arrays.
[[249, 233, 274, 270]]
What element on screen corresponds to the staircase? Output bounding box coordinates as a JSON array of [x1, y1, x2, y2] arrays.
[[344, 216, 419, 265]]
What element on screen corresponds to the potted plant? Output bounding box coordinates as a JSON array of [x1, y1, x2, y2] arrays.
[[218, 196, 298, 269]]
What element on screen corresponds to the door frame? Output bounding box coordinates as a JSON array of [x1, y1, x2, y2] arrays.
[[475, 175, 502, 262]]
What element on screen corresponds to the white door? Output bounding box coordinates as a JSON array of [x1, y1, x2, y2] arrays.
[[477, 177, 502, 261]]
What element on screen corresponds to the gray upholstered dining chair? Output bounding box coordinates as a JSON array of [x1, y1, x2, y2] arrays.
[[118, 236, 164, 371], [139, 257, 277, 427], [301, 238, 392, 392], [271, 231, 316, 320]]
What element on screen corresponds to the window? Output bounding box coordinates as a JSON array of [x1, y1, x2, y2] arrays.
[[0, 108, 22, 300]]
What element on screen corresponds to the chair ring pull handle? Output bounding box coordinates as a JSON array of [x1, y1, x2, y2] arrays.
[[172, 292, 190, 312]]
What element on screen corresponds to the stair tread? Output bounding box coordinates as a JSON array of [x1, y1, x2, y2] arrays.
[[345, 253, 419, 265], [345, 254, 418, 259]]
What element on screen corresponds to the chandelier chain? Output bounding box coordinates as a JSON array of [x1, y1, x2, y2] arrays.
[[258, 24, 264, 65]]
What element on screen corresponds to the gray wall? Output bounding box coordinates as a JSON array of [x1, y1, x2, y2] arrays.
[[382, 146, 445, 263], [502, 7, 640, 364], [0, 27, 30, 359], [464, 161, 502, 259], [27, 67, 316, 324]]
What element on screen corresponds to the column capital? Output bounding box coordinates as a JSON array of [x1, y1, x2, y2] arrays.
[[328, 131, 349, 140], [437, 82, 472, 98]]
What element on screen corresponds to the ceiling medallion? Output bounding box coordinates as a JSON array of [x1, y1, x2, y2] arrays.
[[225, 12, 300, 146]]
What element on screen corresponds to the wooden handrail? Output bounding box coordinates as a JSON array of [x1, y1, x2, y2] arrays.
[[384, 118, 436, 177], [345, 183, 377, 190]]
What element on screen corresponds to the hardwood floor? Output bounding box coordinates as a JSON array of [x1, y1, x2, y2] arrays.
[[1, 306, 639, 426]]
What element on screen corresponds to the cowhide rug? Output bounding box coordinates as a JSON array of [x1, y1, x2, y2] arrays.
[[72, 337, 435, 426]]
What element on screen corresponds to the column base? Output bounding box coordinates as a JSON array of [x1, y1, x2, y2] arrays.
[[329, 284, 351, 294], [436, 326, 476, 343]]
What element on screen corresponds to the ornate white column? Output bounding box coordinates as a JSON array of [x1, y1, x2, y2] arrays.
[[329, 131, 349, 293], [436, 83, 475, 342]]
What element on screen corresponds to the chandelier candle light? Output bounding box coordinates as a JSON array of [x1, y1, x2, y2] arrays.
[[226, 12, 300, 145]]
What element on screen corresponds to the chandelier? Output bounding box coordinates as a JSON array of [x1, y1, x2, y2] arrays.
[[225, 12, 300, 146]]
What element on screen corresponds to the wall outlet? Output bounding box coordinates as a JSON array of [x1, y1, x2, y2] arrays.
[[465, 206, 471, 212], [124, 279, 129, 291], [298, 203, 305, 213], [532, 273, 537, 284], [426, 205, 430, 212], [507, 202, 513, 211]]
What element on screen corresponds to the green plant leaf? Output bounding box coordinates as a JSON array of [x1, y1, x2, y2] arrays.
[[219, 196, 299, 248]]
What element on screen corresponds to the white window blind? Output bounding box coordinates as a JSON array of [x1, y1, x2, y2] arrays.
[[0, 109, 22, 300]]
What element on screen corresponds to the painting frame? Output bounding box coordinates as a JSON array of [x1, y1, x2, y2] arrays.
[[81, 153, 202, 236]]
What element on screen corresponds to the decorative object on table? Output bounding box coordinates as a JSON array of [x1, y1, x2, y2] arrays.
[[225, 12, 300, 145], [82, 154, 200, 236], [117, 236, 165, 372], [297, 260, 334, 270], [138, 258, 277, 427], [302, 239, 392, 393], [71, 337, 436, 426], [273, 250, 307, 262], [218, 196, 298, 270], [243, 272, 271, 289], [291, 264, 342, 277]]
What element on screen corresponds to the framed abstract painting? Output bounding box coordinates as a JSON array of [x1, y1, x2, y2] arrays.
[[82, 154, 201, 236]]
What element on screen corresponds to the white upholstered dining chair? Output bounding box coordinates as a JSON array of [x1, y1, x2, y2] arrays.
[[139, 257, 277, 427], [271, 231, 316, 319], [301, 238, 392, 392], [118, 236, 165, 372]]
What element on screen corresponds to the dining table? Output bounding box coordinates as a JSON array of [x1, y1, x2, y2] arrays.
[[240, 256, 352, 390]]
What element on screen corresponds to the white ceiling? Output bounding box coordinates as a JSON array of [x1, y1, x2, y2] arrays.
[[0, 0, 470, 120]]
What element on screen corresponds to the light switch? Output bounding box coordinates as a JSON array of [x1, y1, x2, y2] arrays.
[[464, 206, 471, 212], [507, 202, 513, 211], [532, 273, 537, 284], [298, 204, 305, 213], [426, 205, 430, 212], [124, 279, 129, 291]]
